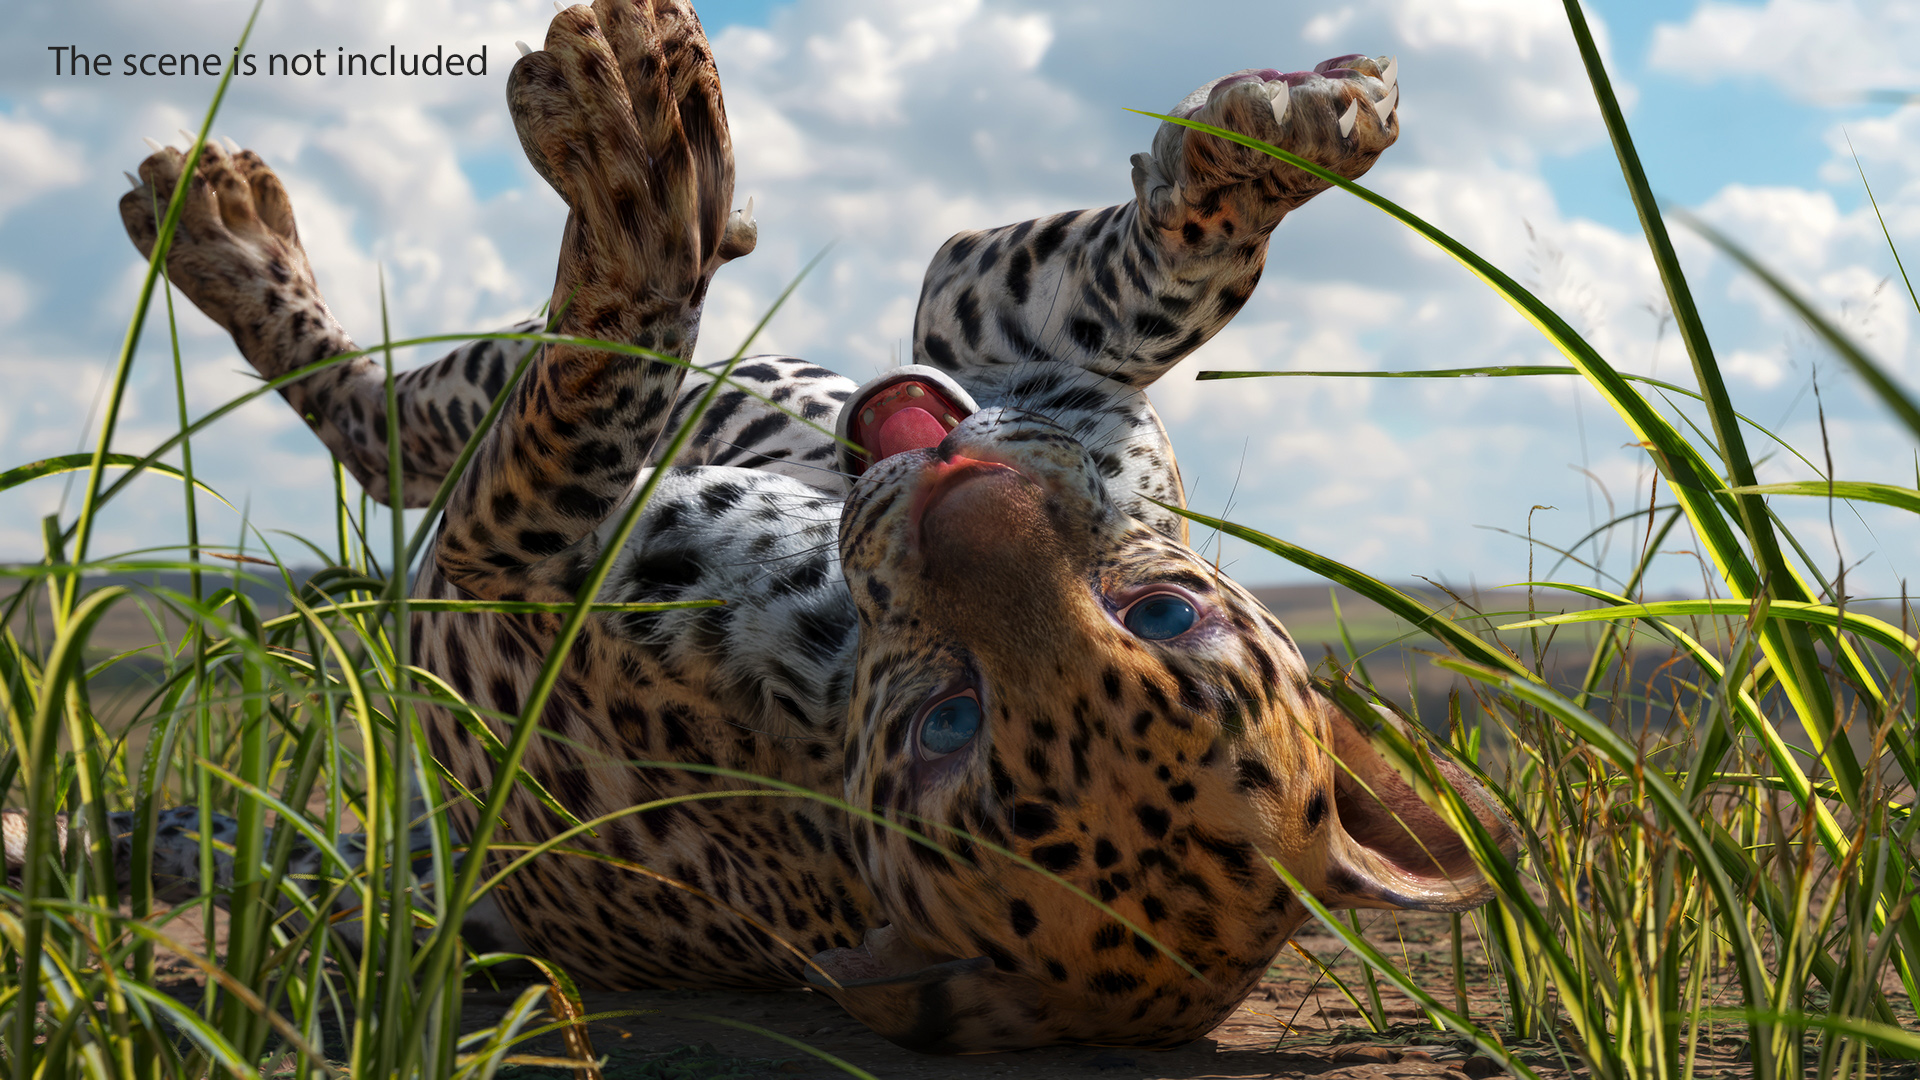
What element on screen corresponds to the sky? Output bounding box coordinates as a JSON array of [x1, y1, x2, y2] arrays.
[[4, 0, 1918, 604]]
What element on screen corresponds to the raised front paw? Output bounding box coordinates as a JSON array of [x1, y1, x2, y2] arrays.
[[119, 139, 320, 354], [509, 0, 754, 351], [1133, 56, 1398, 242]]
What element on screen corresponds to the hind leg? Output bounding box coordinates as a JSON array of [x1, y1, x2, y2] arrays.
[[437, 0, 753, 595], [1, 807, 527, 958], [905, 57, 1400, 538], [914, 56, 1399, 392]]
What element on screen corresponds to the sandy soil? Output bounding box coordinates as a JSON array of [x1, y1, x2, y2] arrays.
[[123, 903, 1918, 1080], [147, 909, 1586, 1079]]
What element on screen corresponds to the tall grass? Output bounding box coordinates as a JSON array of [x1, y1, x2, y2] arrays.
[[2, 2, 1917, 1078], [1159, 2, 1920, 1077]]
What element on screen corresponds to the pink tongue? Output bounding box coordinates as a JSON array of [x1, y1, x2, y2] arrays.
[[875, 406, 950, 460]]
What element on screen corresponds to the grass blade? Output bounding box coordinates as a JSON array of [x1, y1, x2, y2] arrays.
[[1675, 208, 1920, 440]]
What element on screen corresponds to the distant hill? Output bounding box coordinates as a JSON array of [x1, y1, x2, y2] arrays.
[[11, 566, 1903, 743]]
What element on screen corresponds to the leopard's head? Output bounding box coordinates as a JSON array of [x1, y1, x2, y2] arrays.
[[818, 383, 1517, 1052]]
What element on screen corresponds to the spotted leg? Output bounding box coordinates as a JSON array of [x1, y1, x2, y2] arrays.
[[434, 0, 755, 595], [907, 57, 1400, 537], [119, 143, 553, 507], [119, 135, 831, 513], [0, 807, 527, 958]]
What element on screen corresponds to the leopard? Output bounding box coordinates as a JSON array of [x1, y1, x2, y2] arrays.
[[6, 0, 1516, 1053]]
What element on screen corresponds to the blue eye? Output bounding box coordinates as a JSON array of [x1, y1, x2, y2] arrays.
[[920, 692, 982, 756], [1123, 593, 1198, 640]]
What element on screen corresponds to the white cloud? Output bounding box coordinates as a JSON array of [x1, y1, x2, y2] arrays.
[[1303, 11, 1357, 45], [0, 272, 31, 329], [0, 113, 87, 221], [1649, 0, 1920, 97], [2, 0, 1913, 593], [0, 358, 102, 449], [775, 0, 1054, 125], [1700, 184, 1843, 269], [1722, 347, 1790, 389]]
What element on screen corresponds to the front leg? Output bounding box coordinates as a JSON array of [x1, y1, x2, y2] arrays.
[[120, 144, 543, 507], [437, 0, 756, 595], [912, 56, 1398, 391]]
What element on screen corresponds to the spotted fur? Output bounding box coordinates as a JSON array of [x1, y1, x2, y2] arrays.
[[65, 0, 1519, 1052]]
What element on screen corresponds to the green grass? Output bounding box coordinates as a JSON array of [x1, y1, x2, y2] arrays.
[[4, 1, 1920, 1077], [1151, 2, 1920, 1076]]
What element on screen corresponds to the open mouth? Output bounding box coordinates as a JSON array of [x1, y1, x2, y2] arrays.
[[840, 366, 981, 477]]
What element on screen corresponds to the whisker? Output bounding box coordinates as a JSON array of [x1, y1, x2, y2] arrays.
[[696, 443, 860, 484]]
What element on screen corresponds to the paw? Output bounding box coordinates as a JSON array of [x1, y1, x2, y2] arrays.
[[2, 810, 27, 871], [1133, 56, 1398, 236], [508, 0, 751, 346], [120, 137, 317, 345]]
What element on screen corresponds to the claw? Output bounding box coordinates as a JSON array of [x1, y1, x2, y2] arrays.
[[554, 0, 563, 10], [1338, 99, 1359, 139], [221, 135, 242, 154], [143, 136, 166, 153], [124, 171, 140, 189], [1266, 80, 1290, 126], [1381, 57, 1398, 93], [515, 40, 532, 57], [178, 128, 199, 146], [1373, 85, 1397, 124], [719, 197, 760, 261]]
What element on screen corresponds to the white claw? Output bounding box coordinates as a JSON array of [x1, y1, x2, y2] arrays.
[[1267, 80, 1290, 126], [1381, 57, 1398, 93], [515, 40, 532, 57], [727, 197, 758, 236], [1374, 84, 1398, 124], [1338, 99, 1359, 139], [179, 128, 199, 145], [124, 171, 140, 189], [143, 137, 166, 153], [221, 135, 241, 154], [554, 0, 563, 10]]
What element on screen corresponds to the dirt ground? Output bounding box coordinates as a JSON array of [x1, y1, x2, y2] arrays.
[[42, 832, 1920, 1079], [107, 894, 1919, 1080], [140, 908, 1769, 1080]]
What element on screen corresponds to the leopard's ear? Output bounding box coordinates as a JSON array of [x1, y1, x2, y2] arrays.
[[1318, 701, 1520, 912], [806, 926, 1059, 1053]]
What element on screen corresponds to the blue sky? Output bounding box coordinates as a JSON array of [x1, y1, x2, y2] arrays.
[[1549, 2, 1874, 228], [4, 0, 1917, 600]]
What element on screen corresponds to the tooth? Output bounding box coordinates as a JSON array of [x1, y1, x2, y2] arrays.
[[1338, 99, 1359, 139], [124, 171, 140, 189], [220, 135, 241, 154], [862, 409, 876, 426], [942, 414, 959, 429], [143, 137, 165, 153], [1267, 80, 1290, 126], [1374, 85, 1398, 124], [515, 40, 532, 57], [906, 384, 925, 398], [1381, 57, 1398, 93]]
